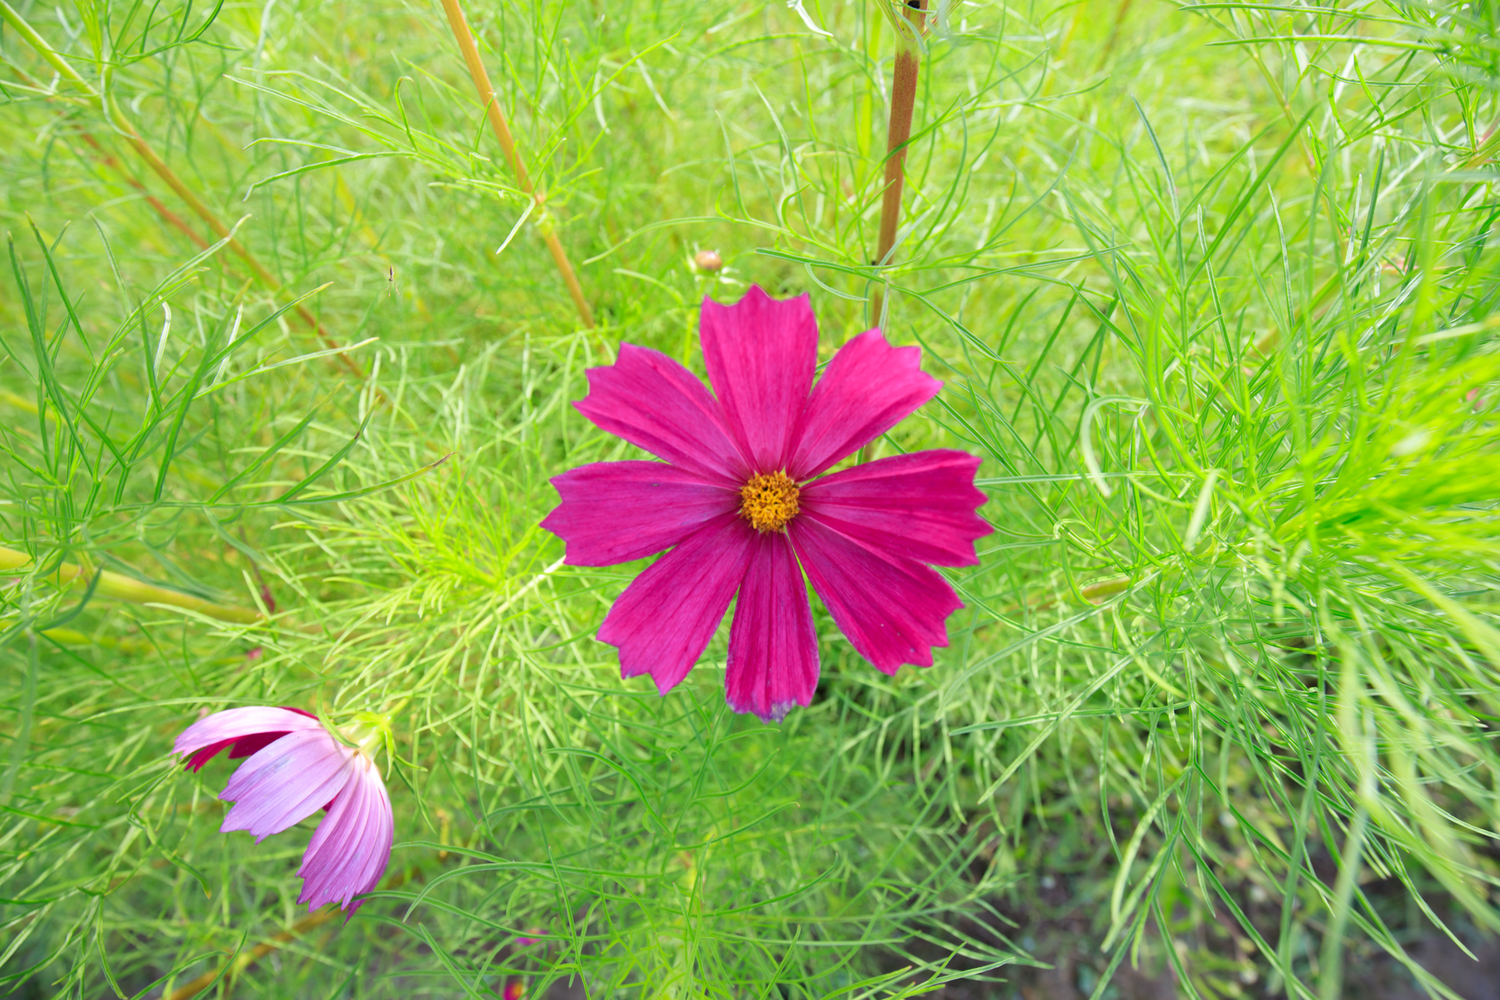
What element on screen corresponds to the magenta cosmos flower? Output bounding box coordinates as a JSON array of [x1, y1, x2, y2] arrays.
[[174, 706, 394, 914], [541, 286, 990, 721]]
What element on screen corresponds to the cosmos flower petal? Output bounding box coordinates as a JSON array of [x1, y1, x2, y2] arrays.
[[788, 330, 942, 480], [297, 778, 372, 911], [297, 759, 392, 913], [220, 729, 356, 841], [358, 776, 395, 899], [725, 532, 819, 723], [790, 517, 963, 675], [175, 706, 396, 915], [575, 343, 747, 484], [183, 737, 240, 773], [540, 461, 739, 566], [800, 450, 991, 567], [546, 287, 978, 719], [224, 730, 296, 760], [699, 287, 818, 471], [336, 768, 394, 901], [171, 704, 321, 767], [597, 512, 758, 695]]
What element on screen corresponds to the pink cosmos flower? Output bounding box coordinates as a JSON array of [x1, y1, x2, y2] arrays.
[[174, 706, 394, 914], [541, 286, 990, 721]]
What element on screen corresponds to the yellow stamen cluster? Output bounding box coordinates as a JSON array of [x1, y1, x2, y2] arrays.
[[739, 471, 800, 533]]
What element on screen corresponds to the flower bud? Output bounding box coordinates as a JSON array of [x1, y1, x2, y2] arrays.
[[693, 249, 724, 273]]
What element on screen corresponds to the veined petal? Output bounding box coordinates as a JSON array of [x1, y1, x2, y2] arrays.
[[800, 450, 991, 567], [298, 773, 373, 910], [725, 531, 819, 722], [357, 773, 395, 903], [174, 706, 322, 772], [541, 461, 739, 566], [575, 343, 747, 484], [788, 330, 941, 480], [597, 513, 758, 695], [699, 287, 817, 472], [219, 729, 356, 841], [298, 758, 393, 913], [174, 706, 321, 756], [790, 518, 962, 675]]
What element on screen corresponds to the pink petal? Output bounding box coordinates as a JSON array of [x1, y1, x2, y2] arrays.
[[298, 758, 393, 913], [699, 287, 817, 472], [174, 706, 322, 770], [184, 738, 240, 773], [540, 461, 739, 566], [219, 729, 357, 841], [225, 731, 291, 760], [597, 513, 758, 694], [799, 450, 991, 567], [725, 532, 819, 722], [789, 518, 962, 675], [788, 330, 941, 480], [298, 774, 372, 910], [575, 343, 747, 484]]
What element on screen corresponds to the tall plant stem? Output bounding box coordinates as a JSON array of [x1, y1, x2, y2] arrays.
[[74, 129, 212, 251], [165, 905, 339, 1000], [0, 2, 364, 377], [439, 0, 596, 330], [0, 547, 264, 625], [869, 0, 928, 329]]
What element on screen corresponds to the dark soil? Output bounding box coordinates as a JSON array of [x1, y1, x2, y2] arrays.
[[873, 871, 1500, 1000]]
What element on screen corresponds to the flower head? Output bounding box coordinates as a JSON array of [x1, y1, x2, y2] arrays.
[[541, 286, 990, 721], [173, 706, 395, 914]]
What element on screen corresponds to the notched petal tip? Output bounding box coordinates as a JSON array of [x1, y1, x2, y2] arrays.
[[724, 531, 819, 722], [572, 343, 746, 483], [799, 449, 993, 568], [731, 697, 797, 725], [296, 758, 393, 914], [789, 330, 943, 479], [698, 285, 818, 473], [791, 518, 962, 676]]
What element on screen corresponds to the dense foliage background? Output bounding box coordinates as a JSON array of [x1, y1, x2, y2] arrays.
[[3, 0, 1500, 997]]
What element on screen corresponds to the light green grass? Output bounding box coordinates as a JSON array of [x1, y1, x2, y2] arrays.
[[2, 0, 1499, 997]]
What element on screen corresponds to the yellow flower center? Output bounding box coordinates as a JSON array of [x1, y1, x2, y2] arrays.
[[739, 471, 800, 533]]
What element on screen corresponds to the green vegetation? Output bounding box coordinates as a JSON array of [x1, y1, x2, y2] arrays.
[[3, 0, 1499, 997]]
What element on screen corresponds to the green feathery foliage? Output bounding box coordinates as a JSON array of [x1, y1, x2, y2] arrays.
[[2, 0, 1498, 997]]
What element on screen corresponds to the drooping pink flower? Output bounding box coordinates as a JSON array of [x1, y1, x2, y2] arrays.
[[173, 706, 395, 914], [541, 286, 990, 721]]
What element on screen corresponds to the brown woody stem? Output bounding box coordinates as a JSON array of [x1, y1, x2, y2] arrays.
[[0, 1, 365, 378], [869, 0, 927, 329], [439, 0, 597, 330], [163, 864, 433, 1000]]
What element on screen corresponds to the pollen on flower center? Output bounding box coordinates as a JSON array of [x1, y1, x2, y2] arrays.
[[739, 471, 801, 532]]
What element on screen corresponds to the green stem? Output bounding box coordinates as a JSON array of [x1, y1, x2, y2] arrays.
[[0, 546, 263, 625], [439, 0, 596, 331], [0, 1, 364, 376]]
